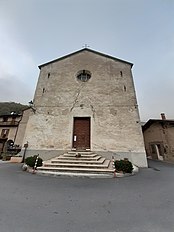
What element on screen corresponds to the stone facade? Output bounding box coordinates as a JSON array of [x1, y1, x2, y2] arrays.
[[15, 108, 32, 146], [143, 117, 174, 162], [22, 48, 147, 167]]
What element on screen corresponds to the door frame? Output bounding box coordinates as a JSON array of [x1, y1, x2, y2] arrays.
[[72, 117, 91, 151]]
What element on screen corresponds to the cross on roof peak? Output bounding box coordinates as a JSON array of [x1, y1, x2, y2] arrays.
[[82, 44, 90, 48]]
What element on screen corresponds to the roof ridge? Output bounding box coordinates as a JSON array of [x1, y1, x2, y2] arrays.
[[38, 48, 133, 69]]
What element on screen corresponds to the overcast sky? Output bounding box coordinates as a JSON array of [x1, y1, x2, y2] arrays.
[[0, 0, 173, 121]]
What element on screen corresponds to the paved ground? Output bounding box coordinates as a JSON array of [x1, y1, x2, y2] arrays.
[[0, 160, 174, 232]]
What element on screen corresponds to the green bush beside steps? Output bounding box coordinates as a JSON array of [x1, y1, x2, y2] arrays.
[[114, 159, 133, 173], [25, 155, 43, 168]]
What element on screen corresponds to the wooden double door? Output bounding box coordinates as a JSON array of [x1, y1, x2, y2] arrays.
[[73, 117, 90, 150]]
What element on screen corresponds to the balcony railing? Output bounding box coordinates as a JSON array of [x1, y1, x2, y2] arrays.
[[0, 121, 19, 126]]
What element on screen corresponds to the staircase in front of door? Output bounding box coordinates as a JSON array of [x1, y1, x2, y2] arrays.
[[37, 152, 115, 178]]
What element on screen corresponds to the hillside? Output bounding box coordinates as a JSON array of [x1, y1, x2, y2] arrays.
[[0, 102, 28, 115]]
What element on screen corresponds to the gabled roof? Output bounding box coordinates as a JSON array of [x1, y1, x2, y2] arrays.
[[142, 119, 174, 131], [38, 48, 133, 69]]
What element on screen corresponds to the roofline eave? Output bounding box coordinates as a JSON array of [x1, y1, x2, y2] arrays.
[[38, 48, 133, 69]]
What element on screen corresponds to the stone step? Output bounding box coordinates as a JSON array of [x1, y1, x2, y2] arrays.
[[68, 151, 93, 155], [51, 157, 106, 164], [43, 159, 110, 169], [37, 152, 114, 177], [63, 153, 97, 158], [37, 171, 113, 178], [37, 166, 114, 174], [55, 155, 102, 161]]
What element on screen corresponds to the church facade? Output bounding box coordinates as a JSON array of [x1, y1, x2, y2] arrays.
[[23, 48, 147, 167]]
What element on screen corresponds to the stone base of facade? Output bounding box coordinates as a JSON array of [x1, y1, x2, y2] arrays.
[[10, 156, 23, 163], [98, 151, 148, 167], [20, 149, 148, 167]]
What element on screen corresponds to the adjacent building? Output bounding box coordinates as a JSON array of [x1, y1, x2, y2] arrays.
[[0, 109, 31, 154], [0, 113, 22, 154], [143, 113, 174, 162]]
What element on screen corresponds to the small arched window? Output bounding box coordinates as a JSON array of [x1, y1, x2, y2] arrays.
[[77, 70, 91, 82]]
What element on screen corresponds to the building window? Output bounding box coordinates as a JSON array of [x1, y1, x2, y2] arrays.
[[77, 70, 91, 82], [1, 129, 9, 138], [3, 116, 8, 122]]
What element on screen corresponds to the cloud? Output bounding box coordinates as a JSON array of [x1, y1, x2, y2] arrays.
[[0, 74, 33, 104], [0, 24, 36, 78], [0, 23, 37, 103], [0, 0, 173, 121]]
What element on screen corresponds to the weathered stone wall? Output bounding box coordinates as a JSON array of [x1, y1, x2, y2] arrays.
[[23, 50, 147, 167], [15, 109, 32, 146], [143, 122, 174, 162], [167, 126, 174, 160]]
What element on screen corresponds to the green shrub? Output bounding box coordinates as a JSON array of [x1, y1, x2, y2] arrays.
[[114, 159, 133, 173], [25, 155, 43, 168]]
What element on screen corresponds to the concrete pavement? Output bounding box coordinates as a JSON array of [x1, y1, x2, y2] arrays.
[[0, 160, 174, 232]]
